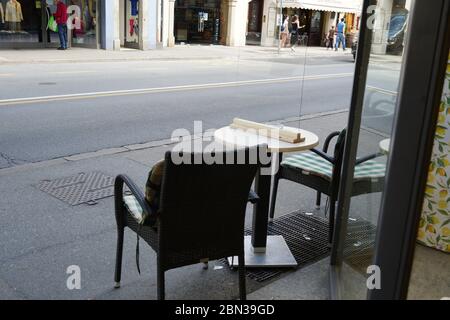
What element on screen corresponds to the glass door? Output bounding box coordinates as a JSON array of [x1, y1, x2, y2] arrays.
[[334, 0, 410, 299], [330, 0, 450, 299], [124, 0, 139, 48]]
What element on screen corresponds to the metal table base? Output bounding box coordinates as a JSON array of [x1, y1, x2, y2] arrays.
[[227, 235, 298, 268]]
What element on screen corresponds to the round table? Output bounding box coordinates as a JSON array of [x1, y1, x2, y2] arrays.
[[214, 126, 319, 153], [214, 125, 319, 268]]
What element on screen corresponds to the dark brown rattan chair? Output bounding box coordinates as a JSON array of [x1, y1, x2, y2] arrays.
[[269, 129, 386, 243], [114, 147, 262, 300]]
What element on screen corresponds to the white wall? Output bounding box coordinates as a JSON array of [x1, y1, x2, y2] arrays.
[[232, 0, 250, 46]]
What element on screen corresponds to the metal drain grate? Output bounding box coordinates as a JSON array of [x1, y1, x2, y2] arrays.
[[37, 171, 115, 206], [225, 211, 376, 282], [222, 211, 331, 282]]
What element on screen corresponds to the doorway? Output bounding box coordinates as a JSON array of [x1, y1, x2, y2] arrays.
[[0, 0, 100, 49], [174, 0, 221, 44], [246, 0, 263, 45], [122, 0, 140, 49], [330, 0, 450, 300]]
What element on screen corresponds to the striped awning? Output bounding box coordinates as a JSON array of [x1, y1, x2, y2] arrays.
[[279, 0, 362, 14]]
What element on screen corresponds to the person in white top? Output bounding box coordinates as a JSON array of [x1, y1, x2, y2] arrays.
[[280, 15, 290, 48]]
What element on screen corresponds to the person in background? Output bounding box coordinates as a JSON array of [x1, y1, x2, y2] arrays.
[[335, 18, 346, 51], [290, 15, 299, 51], [327, 26, 335, 50], [54, 0, 68, 50], [280, 15, 290, 48]]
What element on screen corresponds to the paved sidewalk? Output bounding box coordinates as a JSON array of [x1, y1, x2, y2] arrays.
[[0, 45, 353, 64], [0, 110, 389, 300]]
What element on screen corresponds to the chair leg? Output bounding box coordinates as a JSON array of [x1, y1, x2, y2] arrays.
[[157, 264, 165, 300], [238, 253, 246, 300], [114, 226, 124, 288], [269, 174, 281, 221], [328, 198, 336, 244], [316, 192, 321, 209]]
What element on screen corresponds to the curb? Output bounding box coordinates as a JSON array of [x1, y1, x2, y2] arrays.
[[0, 52, 353, 65]]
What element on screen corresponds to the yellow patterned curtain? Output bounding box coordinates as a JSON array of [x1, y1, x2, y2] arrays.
[[418, 52, 450, 253]]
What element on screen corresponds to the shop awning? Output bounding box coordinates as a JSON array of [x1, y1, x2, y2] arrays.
[[279, 0, 362, 14]]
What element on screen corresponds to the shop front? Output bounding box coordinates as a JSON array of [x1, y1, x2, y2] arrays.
[[260, 0, 361, 47], [173, 0, 221, 44], [0, 0, 101, 48]]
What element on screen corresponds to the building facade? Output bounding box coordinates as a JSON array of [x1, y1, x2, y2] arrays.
[[2, 0, 411, 51], [258, 0, 363, 47]]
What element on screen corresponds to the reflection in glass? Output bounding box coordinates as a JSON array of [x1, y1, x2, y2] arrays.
[[70, 0, 98, 47], [339, 0, 411, 299]]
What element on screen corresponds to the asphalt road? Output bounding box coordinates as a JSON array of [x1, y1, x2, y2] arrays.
[[0, 54, 399, 169]]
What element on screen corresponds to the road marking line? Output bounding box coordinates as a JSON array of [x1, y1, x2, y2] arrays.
[[367, 85, 398, 96], [0, 73, 14, 77], [0, 73, 352, 106], [51, 70, 97, 75]]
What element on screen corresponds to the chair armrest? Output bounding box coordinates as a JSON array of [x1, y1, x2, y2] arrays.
[[311, 148, 335, 164], [323, 131, 341, 153], [114, 174, 154, 219], [355, 152, 384, 165], [248, 190, 260, 204]]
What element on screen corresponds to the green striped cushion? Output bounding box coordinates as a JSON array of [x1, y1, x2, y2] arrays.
[[123, 194, 145, 224], [354, 160, 385, 181], [281, 152, 386, 181], [282, 152, 333, 180]]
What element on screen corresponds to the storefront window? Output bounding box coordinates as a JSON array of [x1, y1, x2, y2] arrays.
[[0, 0, 42, 44], [70, 0, 98, 47], [174, 0, 221, 44]]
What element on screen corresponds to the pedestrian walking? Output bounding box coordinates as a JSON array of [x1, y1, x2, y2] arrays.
[[280, 15, 290, 48], [335, 18, 346, 51], [290, 15, 299, 50], [54, 0, 68, 50], [327, 26, 335, 50]]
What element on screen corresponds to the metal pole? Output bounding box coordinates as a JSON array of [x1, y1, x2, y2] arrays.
[[278, 0, 283, 54]]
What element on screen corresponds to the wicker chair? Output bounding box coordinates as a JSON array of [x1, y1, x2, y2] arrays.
[[269, 129, 386, 243], [114, 147, 261, 300]]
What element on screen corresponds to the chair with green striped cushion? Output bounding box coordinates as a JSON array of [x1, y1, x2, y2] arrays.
[[269, 129, 386, 243]]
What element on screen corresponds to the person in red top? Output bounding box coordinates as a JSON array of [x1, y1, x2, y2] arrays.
[[54, 0, 68, 50]]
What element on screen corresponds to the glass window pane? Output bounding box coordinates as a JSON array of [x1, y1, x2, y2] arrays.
[[70, 0, 98, 47], [0, 0, 42, 44], [339, 0, 412, 299]]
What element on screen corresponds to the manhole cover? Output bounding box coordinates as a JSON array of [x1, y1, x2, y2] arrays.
[[37, 171, 115, 206], [38, 82, 57, 85]]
